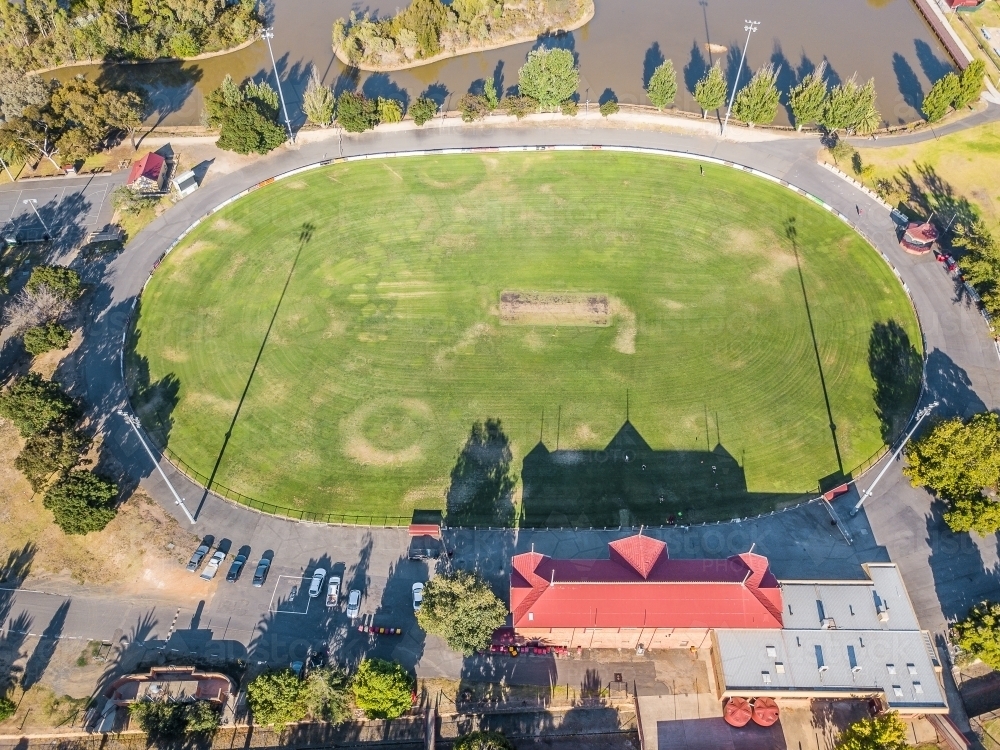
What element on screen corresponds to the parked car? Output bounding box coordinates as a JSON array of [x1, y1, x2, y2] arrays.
[[411, 582, 424, 613], [226, 553, 248, 582], [326, 575, 341, 608], [346, 589, 361, 619], [186, 544, 210, 572], [308, 568, 326, 598], [200, 551, 225, 580], [290, 660, 304, 679], [252, 558, 271, 587]]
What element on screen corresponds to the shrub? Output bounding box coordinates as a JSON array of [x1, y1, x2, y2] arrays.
[[483, 78, 498, 110], [216, 102, 287, 155], [0, 373, 78, 437], [500, 95, 537, 119], [560, 99, 577, 116], [336, 92, 379, 133], [43, 471, 117, 535], [827, 138, 856, 167], [0, 695, 14, 723], [26, 265, 81, 300], [922, 73, 960, 123], [409, 97, 438, 125], [416, 570, 508, 655], [599, 99, 619, 117], [645, 60, 677, 110], [112, 186, 159, 215], [952, 600, 1000, 670], [130, 700, 219, 740], [378, 98, 403, 124], [302, 667, 351, 724], [458, 93, 489, 122], [302, 68, 335, 126], [247, 669, 307, 726], [15, 427, 88, 491], [23, 321, 72, 356], [351, 659, 413, 719], [834, 712, 907, 750], [517, 47, 579, 108], [455, 730, 514, 750]]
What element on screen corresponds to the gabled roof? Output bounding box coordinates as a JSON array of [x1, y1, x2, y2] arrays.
[[510, 534, 783, 629], [127, 152, 166, 185], [903, 222, 938, 244]]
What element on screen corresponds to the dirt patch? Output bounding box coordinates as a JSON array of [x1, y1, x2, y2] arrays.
[[609, 297, 636, 354], [341, 399, 431, 467], [435, 322, 492, 364], [705, 42, 728, 53], [211, 218, 246, 234], [30, 328, 83, 380], [284, 179, 308, 190], [574, 424, 599, 443], [500, 291, 611, 326], [169, 239, 214, 266], [159, 346, 189, 363], [659, 298, 685, 311]]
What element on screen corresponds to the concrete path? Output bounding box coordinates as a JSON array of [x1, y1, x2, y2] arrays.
[[847, 100, 1000, 149]]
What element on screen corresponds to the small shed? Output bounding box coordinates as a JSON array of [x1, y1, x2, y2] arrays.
[[899, 221, 938, 254], [127, 152, 167, 193], [172, 169, 199, 198], [946, 0, 984, 10]]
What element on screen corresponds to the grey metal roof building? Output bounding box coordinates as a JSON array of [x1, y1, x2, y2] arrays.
[[711, 564, 948, 715]]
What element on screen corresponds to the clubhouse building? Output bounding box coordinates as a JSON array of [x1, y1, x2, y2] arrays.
[[510, 534, 947, 715]]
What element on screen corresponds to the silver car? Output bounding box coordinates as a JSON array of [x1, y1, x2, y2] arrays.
[[200, 550, 225, 580], [346, 589, 361, 619], [308, 568, 326, 598]]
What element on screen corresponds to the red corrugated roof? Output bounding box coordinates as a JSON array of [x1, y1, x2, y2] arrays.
[[127, 152, 165, 185], [511, 535, 783, 629], [904, 222, 938, 244]]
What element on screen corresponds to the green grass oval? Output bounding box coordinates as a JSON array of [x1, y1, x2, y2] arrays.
[[128, 152, 921, 525]]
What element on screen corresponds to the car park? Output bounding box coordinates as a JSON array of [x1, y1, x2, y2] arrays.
[[200, 551, 225, 580], [412, 582, 424, 612], [308, 568, 326, 598], [346, 589, 361, 619], [226, 553, 248, 582], [252, 558, 271, 587], [186, 544, 210, 572]]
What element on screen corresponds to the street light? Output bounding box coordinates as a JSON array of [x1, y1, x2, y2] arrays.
[[22, 199, 52, 239], [721, 19, 759, 137], [850, 401, 939, 516], [118, 409, 196, 524], [261, 28, 294, 143]]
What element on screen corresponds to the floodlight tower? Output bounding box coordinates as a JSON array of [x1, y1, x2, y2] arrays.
[[262, 28, 294, 143], [721, 19, 759, 136]]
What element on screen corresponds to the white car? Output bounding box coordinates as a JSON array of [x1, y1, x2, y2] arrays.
[[308, 568, 326, 598], [411, 582, 424, 613], [346, 589, 361, 619], [326, 576, 341, 607], [200, 551, 225, 580]]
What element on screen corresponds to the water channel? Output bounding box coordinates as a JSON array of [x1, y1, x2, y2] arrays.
[[54, 0, 955, 128]]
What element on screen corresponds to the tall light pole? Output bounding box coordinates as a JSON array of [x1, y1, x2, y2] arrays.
[[23, 199, 52, 239], [262, 28, 294, 143], [721, 19, 759, 136], [118, 409, 196, 524], [850, 401, 939, 517]]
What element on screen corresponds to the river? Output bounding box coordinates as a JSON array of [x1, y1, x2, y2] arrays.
[[54, 0, 954, 128]]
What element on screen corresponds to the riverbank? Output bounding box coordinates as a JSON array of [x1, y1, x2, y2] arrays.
[[26, 35, 261, 77], [334, 0, 594, 73]]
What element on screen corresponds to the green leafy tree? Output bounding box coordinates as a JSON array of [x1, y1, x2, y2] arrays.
[[27, 265, 81, 300], [788, 61, 827, 131], [22, 321, 72, 356], [112, 185, 159, 215], [599, 98, 619, 117], [954, 217, 1000, 316], [953, 600, 1000, 670], [378, 98, 403, 123], [216, 102, 286, 154], [834, 712, 908, 750], [14, 427, 88, 491], [693, 61, 727, 118], [101, 87, 146, 150], [823, 75, 880, 133], [397, 0, 446, 57], [455, 730, 515, 750], [849, 78, 881, 135], [646, 60, 677, 110], [247, 669, 307, 727], [517, 47, 579, 109], [416, 570, 507, 655], [483, 78, 498, 110], [0, 69, 48, 121], [0, 373, 77, 437], [943, 494, 1000, 535], [302, 68, 335, 126], [351, 659, 413, 719], [500, 95, 537, 119], [922, 72, 960, 122], [130, 700, 219, 740], [954, 59, 986, 110], [409, 96, 437, 125], [560, 99, 577, 116], [43, 470, 117, 535], [0, 695, 15, 723], [302, 667, 351, 724], [732, 63, 780, 127], [459, 93, 489, 122], [336, 91, 379, 133]]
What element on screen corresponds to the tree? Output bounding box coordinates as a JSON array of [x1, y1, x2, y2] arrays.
[[454, 730, 515, 750], [416, 570, 507, 655], [517, 47, 579, 109], [336, 91, 379, 133], [834, 712, 908, 750], [409, 96, 437, 125], [27, 265, 81, 299], [23, 321, 72, 356], [0, 69, 48, 122], [247, 669, 307, 726], [378, 98, 402, 123], [849, 78, 881, 136], [646, 60, 677, 110], [302, 667, 351, 724], [351, 659, 413, 719], [2, 284, 72, 336], [922, 72, 960, 122], [955, 59, 986, 110], [0, 373, 77, 437], [130, 700, 219, 740], [302, 67, 335, 126], [954, 217, 1000, 316], [822, 75, 880, 134], [217, 101, 286, 154], [0, 695, 14, 723], [943, 494, 1000, 535], [483, 78, 498, 110], [43, 470, 117, 534], [112, 185, 159, 215], [14, 427, 87, 491], [694, 61, 727, 118], [788, 61, 827, 131], [599, 98, 619, 116], [459, 93, 489, 122], [101, 87, 146, 150], [953, 600, 1000, 670], [500, 95, 537, 119], [0, 109, 62, 170], [732, 63, 780, 127]]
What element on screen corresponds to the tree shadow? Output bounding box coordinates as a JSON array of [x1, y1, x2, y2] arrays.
[[0, 543, 36, 695], [531, 31, 577, 64], [868, 320, 922, 443], [254, 55, 311, 129], [923, 347, 987, 419], [125, 338, 180, 451], [914, 38, 954, 84], [97, 61, 203, 134], [20, 600, 70, 690], [333, 66, 362, 98], [683, 42, 708, 96], [446, 419, 516, 528], [421, 83, 450, 108], [770, 43, 796, 121], [893, 52, 924, 116], [362, 73, 410, 110], [598, 88, 617, 106], [643, 42, 665, 89], [724, 43, 744, 95]]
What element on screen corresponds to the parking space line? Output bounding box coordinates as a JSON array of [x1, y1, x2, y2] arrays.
[[267, 575, 310, 615]]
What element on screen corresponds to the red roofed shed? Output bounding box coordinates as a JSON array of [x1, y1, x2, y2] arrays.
[[127, 152, 167, 193], [900, 221, 938, 254], [509, 534, 782, 650]]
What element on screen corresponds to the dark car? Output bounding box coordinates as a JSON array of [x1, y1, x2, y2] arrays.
[[252, 558, 271, 587], [226, 553, 248, 582], [186, 544, 210, 572]]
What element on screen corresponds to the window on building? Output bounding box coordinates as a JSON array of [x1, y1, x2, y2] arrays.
[[848, 645, 860, 672], [914, 682, 923, 694], [907, 664, 917, 675], [892, 685, 903, 697], [775, 662, 785, 674], [761, 671, 771, 684], [528, 612, 533, 621], [886, 664, 896, 675], [766, 646, 776, 658], [815, 645, 827, 672]]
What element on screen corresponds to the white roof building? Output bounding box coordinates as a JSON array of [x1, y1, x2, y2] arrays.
[[711, 563, 947, 715]]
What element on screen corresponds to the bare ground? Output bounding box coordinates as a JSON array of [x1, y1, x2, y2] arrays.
[[499, 291, 610, 326]]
